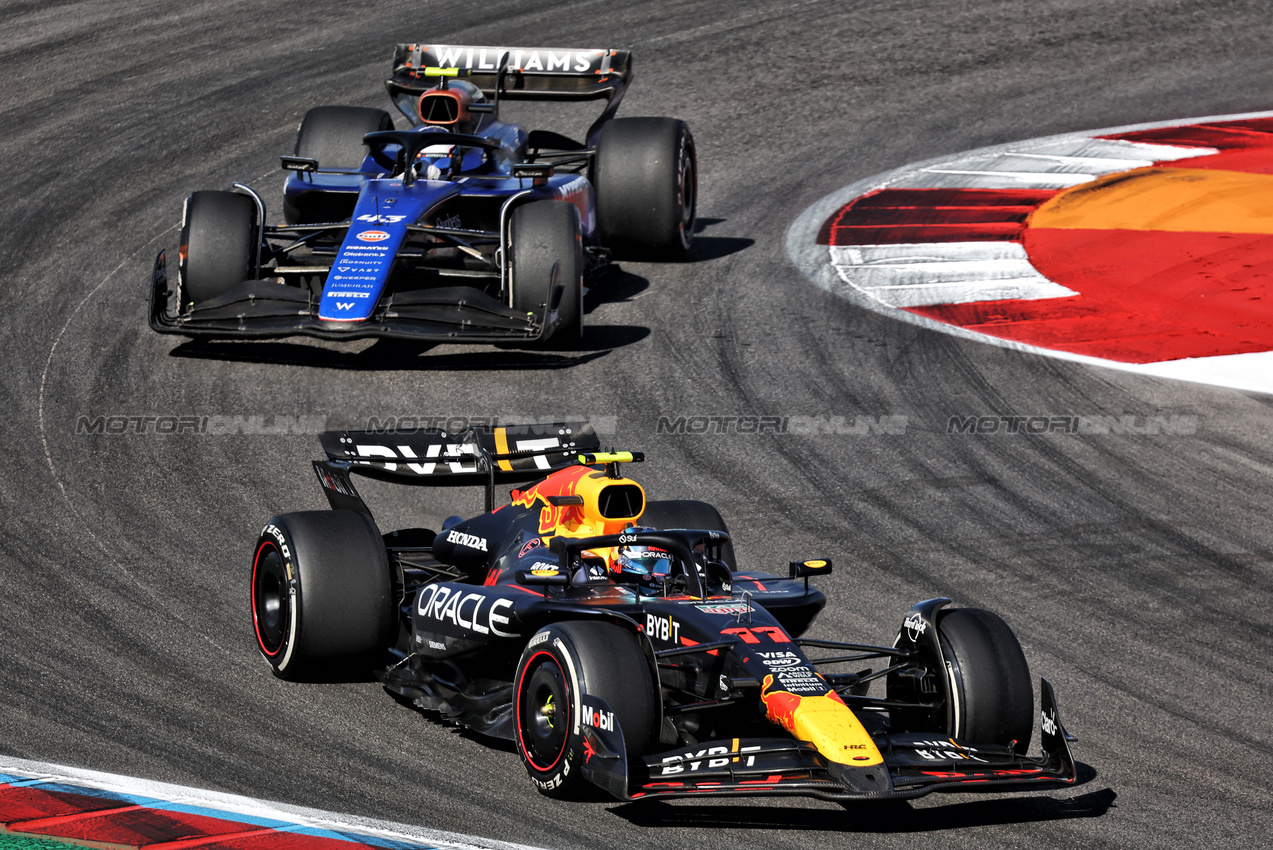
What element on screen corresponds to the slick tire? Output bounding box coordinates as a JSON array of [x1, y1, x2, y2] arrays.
[[937, 608, 1034, 754], [251, 510, 393, 680], [593, 117, 696, 259], [640, 499, 736, 570], [295, 105, 393, 168], [509, 200, 583, 347], [179, 190, 256, 305], [514, 620, 657, 798], [285, 106, 393, 223]]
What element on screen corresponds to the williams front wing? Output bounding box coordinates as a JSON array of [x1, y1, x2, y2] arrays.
[[148, 250, 542, 343]]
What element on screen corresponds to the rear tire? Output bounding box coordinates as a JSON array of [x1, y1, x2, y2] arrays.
[[286, 106, 393, 223], [251, 510, 393, 680], [593, 117, 696, 259], [887, 608, 1034, 754], [509, 200, 583, 346], [514, 620, 657, 798], [295, 105, 393, 168], [179, 190, 256, 306], [639, 499, 736, 569]]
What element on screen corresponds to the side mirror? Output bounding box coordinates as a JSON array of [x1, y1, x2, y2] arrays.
[[515, 567, 568, 586], [512, 162, 554, 187], [789, 558, 833, 579], [280, 155, 318, 173], [704, 560, 733, 594]]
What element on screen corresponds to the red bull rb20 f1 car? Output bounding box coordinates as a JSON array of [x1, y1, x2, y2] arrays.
[[250, 422, 1078, 801], [150, 45, 695, 346]]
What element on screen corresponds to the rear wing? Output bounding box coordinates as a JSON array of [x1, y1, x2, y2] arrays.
[[314, 421, 601, 514], [384, 44, 633, 143]]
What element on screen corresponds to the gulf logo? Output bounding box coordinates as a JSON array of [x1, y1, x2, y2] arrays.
[[356, 229, 391, 242], [789, 112, 1273, 395]]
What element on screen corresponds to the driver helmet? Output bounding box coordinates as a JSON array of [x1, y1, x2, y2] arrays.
[[417, 79, 486, 135], [611, 529, 674, 587]]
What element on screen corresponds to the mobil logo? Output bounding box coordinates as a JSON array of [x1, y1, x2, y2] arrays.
[[582, 703, 614, 732]]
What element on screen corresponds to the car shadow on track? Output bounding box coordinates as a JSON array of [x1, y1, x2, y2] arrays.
[[688, 218, 754, 263], [609, 767, 1113, 832], [684, 235, 754, 262], [610, 218, 754, 266], [587, 267, 649, 308]]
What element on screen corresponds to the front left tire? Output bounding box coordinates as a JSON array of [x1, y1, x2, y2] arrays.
[[513, 620, 658, 797], [509, 199, 584, 346], [178, 190, 257, 306], [887, 608, 1034, 753]]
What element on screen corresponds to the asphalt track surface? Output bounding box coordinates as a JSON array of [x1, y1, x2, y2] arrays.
[[3, 2, 1273, 848]]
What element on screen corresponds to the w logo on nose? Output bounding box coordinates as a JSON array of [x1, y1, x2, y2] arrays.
[[335, 301, 355, 310]]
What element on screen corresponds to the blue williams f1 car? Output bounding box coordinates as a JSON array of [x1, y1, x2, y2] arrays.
[[250, 421, 1079, 801], [150, 45, 696, 345]]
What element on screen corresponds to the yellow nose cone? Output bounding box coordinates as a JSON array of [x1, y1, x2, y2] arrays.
[[761, 675, 883, 766]]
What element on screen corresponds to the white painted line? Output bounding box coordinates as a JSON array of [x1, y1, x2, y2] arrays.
[[1016, 137, 1216, 162], [831, 242, 1027, 262], [830, 242, 1077, 307], [1135, 350, 1273, 396], [890, 137, 1219, 191], [890, 170, 1093, 189]]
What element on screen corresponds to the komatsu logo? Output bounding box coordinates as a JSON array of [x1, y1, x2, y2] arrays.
[[446, 529, 488, 551]]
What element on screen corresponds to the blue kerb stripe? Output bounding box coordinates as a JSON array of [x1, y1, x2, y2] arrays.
[[281, 827, 433, 849], [0, 779, 153, 804], [137, 802, 293, 830]]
